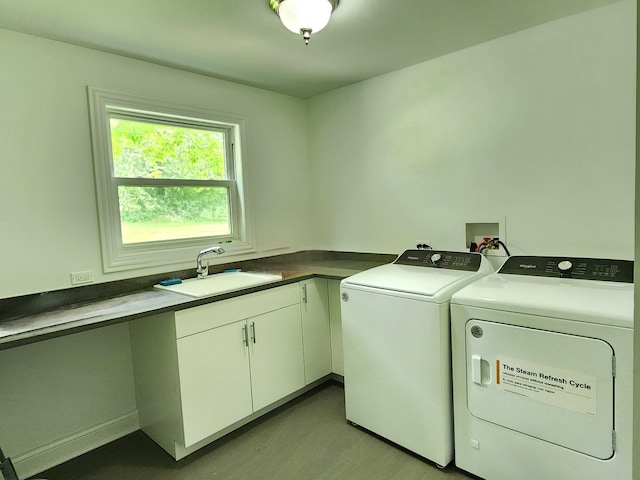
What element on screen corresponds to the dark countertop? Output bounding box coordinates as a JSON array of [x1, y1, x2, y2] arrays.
[[0, 251, 396, 350]]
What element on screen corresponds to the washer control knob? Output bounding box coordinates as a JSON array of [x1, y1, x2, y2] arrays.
[[558, 260, 573, 276], [431, 253, 442, 266]]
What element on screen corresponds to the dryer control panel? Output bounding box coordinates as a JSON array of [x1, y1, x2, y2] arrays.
[[499, 256, 633, 282], [395, 250, 482, 271]]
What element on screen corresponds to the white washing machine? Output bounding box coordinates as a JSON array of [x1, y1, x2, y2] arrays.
[[450, 255, 634, 480], [341, 249, 493, 467]]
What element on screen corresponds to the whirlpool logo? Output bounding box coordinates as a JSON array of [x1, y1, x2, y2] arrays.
[[519, 264, 537, 269]]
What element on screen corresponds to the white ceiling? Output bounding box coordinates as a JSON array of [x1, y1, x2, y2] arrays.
[[0, 0, 619, 98]]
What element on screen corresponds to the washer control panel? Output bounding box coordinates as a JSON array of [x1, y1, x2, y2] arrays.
[[394, 250, 482, 271], [499, 256, 633, 282]]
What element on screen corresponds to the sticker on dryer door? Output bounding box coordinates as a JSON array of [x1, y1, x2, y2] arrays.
[[495, 356, 597, 415]]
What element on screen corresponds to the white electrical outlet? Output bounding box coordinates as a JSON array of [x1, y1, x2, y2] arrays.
[[71, 270, 94, 285]]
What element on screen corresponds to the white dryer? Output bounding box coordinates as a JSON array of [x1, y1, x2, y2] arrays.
[[450, 256, 634, 480], [341, 249, 493, 467]]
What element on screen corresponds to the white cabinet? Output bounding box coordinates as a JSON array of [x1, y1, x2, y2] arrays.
[[249, 304, 305, 410], [176, 319, 253, 447], [299, 278, 332, 383], [177, 302, 305, 445], [129, 283, 305, 459], [328, 279, 344, 376]]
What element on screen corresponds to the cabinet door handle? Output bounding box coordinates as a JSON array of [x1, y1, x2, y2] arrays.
[[242, 325, 249, 346], [302, 284, 308, 304], [250, 321, 256, 343]]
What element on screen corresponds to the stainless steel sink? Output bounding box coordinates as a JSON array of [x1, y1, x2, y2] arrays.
[[154, 271, 283, 298]]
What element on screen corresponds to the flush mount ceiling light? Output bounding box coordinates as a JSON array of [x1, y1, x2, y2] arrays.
[[269, 0, 339, 45]]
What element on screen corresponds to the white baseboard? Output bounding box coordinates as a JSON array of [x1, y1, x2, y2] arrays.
[[13, 411, 139, 479]]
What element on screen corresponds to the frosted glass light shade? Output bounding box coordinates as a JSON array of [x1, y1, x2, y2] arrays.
[[278, 0, 333, 34]]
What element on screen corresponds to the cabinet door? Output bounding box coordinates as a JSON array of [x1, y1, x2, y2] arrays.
[[328, 279, 344, 376], [300, 279, 332, 383], [177, 320, 253, 447], [249, 304, 305, 411]]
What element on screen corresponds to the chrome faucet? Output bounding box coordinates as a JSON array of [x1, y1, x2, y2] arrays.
[[196, 246, 225, 279]]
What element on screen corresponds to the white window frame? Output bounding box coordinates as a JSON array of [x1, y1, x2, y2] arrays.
[[87, 87, 254, 272]]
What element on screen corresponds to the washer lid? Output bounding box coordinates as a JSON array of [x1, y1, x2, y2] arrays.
[[451, 273, 634, 328], [342, 251, 493, 300]]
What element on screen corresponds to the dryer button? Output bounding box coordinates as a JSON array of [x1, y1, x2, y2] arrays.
[[558, 260, 573, 272]]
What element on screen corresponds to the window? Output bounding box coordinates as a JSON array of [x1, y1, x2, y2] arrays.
[[88, 87, 253, 272]]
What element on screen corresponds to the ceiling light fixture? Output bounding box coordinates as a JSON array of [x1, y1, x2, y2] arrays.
[[269, 0, 339, 45]]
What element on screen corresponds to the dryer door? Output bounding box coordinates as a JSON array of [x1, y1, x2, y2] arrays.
[[465, 319, 614, 459]]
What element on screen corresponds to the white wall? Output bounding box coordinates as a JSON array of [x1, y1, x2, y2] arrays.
[[0, 29, 312, 299], [0, 324, 137, 478], [308, 1, 636, 261]]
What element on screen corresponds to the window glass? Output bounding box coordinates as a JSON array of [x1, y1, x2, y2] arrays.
[[117, 185, 231, 244], [110, 118, 226, 180]]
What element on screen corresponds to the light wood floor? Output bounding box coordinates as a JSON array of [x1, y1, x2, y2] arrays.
[[34, 383, 478, 480]]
